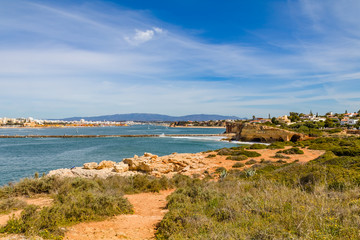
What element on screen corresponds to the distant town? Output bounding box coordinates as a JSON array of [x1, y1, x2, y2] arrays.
[[0, 117, 128, 128], [1, 110, 359, 130]]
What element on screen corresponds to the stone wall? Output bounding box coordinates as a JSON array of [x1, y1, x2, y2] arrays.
[[226, 122, 305, 142]]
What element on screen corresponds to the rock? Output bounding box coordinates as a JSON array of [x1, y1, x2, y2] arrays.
[[114, 162, 129, 173], [96, 160, 116, 169], [48, 167, 141, 179], [226, 122, 306, 142], [123, 158, 140, 170], [48, 152, 208, 180], [83, 162, 98, 169], [144, 152, 153, 157], [138, 162, 153, 172]]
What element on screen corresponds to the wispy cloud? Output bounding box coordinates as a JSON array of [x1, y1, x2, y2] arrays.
[[0, 0, 359, 118]]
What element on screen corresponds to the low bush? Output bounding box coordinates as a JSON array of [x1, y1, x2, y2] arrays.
[[215, 167, 227, 173], [225, 155, 248, 161], [217, 148, 261, 157], [0, 198, 27, 214], [245, 159, 257, 165], [248, 144, 267, 149], [271, 153, 291, 159], [267, 141, 293, 149], [206, 154, 216, 158], [277, 147, 304, 155], [232, 162, 245, 168]]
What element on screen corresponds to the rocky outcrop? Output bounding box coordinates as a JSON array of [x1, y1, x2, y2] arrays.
[[226, 122, 305, 142], [96, 160, 116, 169], [123, 152, 207, 177], [83, 162, 98, 169], [48, 152, 211, 179]]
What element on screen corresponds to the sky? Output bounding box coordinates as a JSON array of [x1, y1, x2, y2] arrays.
[[0, 0, 360, 119]]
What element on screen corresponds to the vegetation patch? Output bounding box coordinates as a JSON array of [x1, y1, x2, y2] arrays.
[[267, 141, 293, 149], [277, 147, 304, 155], [248, 144, 267, 149], [232, 162, 245, 168], [271, 153, 291, 159], [245, 159, 257, 165], [0, 198, 27, 214], [225, 155, 248, 161], [157, 137, 360, 239], [0, 174, 179, 239]]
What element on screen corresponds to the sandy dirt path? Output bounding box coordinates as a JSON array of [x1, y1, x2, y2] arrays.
[[64, 189, 174, 240]]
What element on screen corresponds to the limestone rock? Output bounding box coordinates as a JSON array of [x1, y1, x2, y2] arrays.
[[96, 160, 116, 169], [83, 162, 98, 169], [144, 152, 153, 157], [113, 162, 129, 173], [226, 122, 306, 142], [48, 152, 209, 180]]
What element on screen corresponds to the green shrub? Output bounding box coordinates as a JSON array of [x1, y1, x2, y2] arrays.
[[215, 167, 227, 173], [225, 155, 248, 161], [271, 153, 291, 159], [267, 141, 293, 149], [232, 162, 245, 168], [277, 147, 304, 155], [0, 198, 27, 214], [206, 154, 216, 158], [217, 148, 261, 157], [245, 159, 257, 165], [248, 144, 267, 149]]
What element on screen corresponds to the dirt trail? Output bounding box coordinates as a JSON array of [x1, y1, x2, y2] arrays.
[[64, 189, 174, 240]]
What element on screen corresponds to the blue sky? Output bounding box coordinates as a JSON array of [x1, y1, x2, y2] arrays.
[[0, 0, 359, 119]]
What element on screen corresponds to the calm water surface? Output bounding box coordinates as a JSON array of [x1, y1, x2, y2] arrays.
[[0, 125, 237, 186]]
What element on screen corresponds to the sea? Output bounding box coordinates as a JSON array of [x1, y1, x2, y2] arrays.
[[0, 125, 238, 186]]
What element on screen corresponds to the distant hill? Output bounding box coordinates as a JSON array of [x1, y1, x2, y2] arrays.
[[60, 113, 242, 122]]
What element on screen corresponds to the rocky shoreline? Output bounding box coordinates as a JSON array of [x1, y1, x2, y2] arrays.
[[48, 152, 212, 179]]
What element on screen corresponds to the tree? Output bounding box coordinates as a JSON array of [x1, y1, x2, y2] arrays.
[[289, 112, 300, 122], [325, 118, 334, 128], [271, 117, 279, 125], [345, 110, 348, 114], [310, 110, 313, 116]]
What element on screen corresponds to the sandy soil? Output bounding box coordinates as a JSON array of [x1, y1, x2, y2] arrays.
[[64, 189, 174, 240], [202, 146, 325, 172]]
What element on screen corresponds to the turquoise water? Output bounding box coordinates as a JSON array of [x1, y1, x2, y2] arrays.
[[0, 126, 236, 186]]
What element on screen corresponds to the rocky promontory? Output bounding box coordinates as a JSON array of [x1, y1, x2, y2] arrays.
[[226, 122, 306, 142], [48, 152, 211, 179]]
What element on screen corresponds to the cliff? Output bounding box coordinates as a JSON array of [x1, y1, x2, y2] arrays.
[[226, 122, 305, 142]]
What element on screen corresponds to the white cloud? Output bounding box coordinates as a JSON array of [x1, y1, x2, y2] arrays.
[[124, 27, 164, 45]]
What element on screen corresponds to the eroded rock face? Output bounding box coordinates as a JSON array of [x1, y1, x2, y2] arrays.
[[96, 160, 116, 169], [48, 152, 212, 179], [83, 162, 98, 169], [226, 122, 306, 142], [114, 162, 129, 173]]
